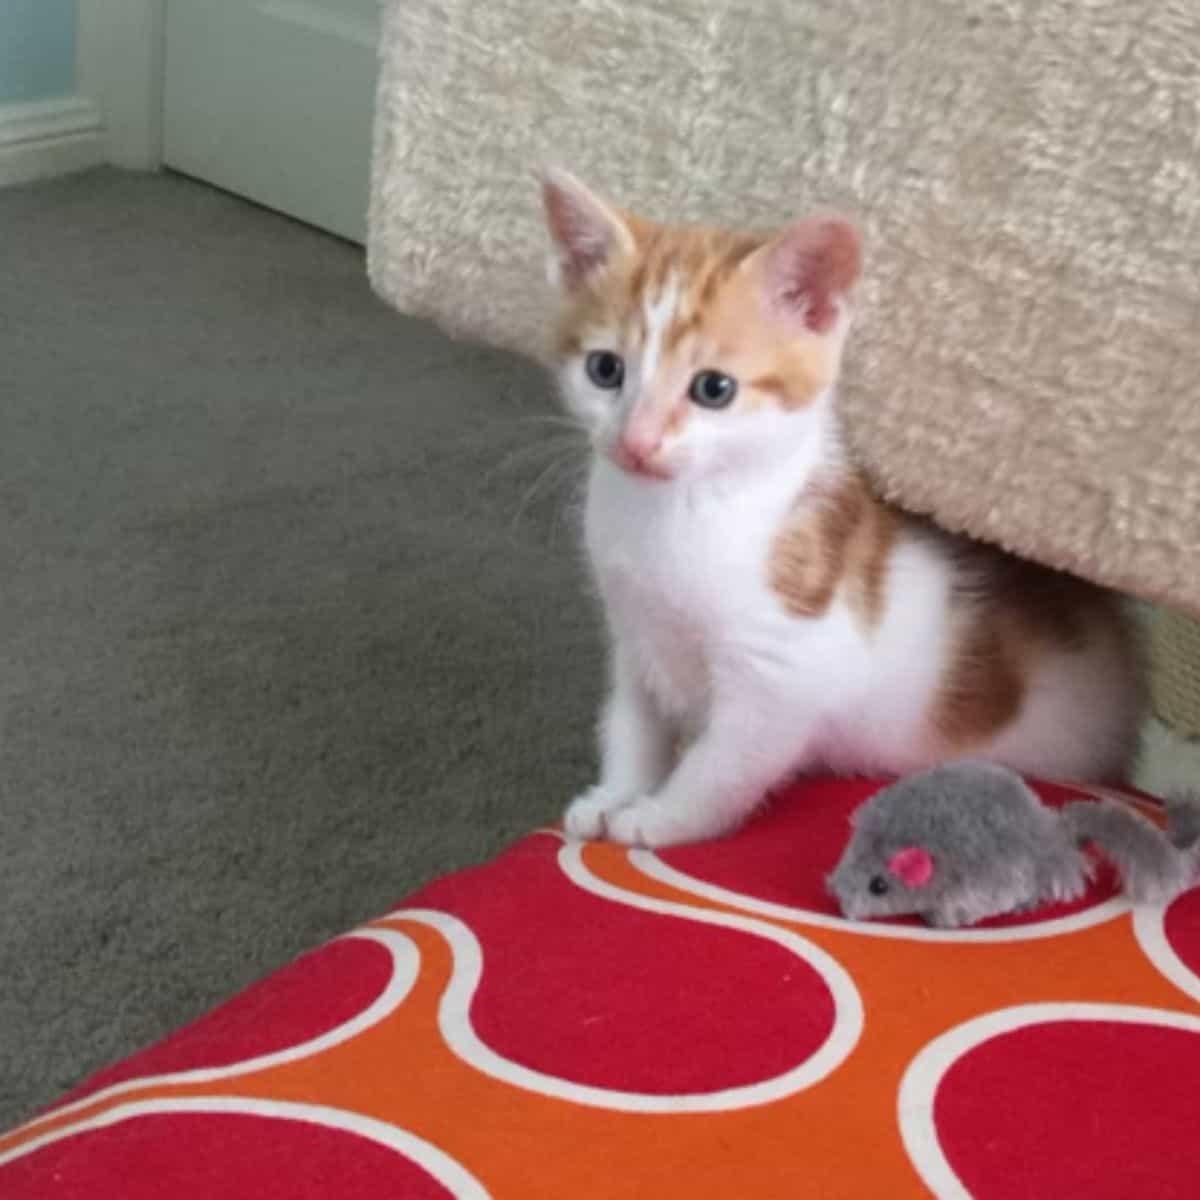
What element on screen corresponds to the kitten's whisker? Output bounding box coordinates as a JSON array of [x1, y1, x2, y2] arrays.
[[546, 469, 589, 549], [516, 414, 586, 432], [510, 447, 588, 534], [485, 435, 586, 485]]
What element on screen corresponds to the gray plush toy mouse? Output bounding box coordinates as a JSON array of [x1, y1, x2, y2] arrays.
[[828, 761, 1199, 928]]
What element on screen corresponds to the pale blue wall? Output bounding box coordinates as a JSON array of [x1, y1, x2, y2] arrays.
[[0, 0, 79, 105]]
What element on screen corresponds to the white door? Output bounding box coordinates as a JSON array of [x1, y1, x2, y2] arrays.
[[163, 0, 380, 242]]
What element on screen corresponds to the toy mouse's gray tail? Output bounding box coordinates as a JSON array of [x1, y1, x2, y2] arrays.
[[1165, 790, 1200, 851], [1063, 797, 1199, 905]]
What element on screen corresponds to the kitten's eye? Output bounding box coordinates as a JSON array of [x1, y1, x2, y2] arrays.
[[868, 875, 890, 896], [688, 370, 738, 409], [585, 350, 625, 390]]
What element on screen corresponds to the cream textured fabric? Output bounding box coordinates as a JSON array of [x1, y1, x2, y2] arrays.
[[368, 0, 1200, 615]]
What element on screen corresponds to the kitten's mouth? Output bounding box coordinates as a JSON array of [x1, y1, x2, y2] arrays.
[[611, 447, 674, 480]]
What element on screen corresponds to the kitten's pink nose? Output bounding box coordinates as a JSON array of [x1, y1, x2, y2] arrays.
[[620, 433, 659, 465], [619, 432, 667, 477], [616, 422, 667, 476]]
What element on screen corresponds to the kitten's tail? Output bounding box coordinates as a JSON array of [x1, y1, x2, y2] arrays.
[[1063, 795, 1200, 906]]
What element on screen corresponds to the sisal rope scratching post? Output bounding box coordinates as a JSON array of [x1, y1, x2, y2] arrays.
[[1150, 611, 1200, 742]]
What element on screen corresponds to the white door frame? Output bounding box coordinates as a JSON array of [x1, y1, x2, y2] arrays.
[[78, 0, 167, 169]]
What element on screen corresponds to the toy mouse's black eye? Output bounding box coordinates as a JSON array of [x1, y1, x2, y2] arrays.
[[868, 875, 890, 896], [688, 370, 737, 409], [585, 350, 624, 390]]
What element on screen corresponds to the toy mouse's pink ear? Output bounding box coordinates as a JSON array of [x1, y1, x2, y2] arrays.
[[888, 847, 934, 889]]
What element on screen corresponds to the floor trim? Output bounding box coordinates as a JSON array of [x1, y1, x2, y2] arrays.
[[0, 96, 106, 188]]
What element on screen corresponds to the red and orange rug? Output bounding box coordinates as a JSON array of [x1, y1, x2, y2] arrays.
[[3, 777, 1198, 1198]]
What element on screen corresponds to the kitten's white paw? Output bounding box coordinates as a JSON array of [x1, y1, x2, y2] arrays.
[[605, 797, 696, 848], [563, 785, 634, 840]]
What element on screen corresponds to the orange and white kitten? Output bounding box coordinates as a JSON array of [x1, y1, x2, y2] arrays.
[[541, 170, 1143, 849]]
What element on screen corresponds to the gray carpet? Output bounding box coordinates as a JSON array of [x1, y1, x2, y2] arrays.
[[0, 168, 602, 1128]]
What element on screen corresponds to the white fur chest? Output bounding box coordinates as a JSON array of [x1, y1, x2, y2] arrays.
[[583, 461, 792, 719]]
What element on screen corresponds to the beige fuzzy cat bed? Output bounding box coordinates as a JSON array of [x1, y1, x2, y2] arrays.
[[367, 0, 1200, 622]]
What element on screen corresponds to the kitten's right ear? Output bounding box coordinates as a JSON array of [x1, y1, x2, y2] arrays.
[[539, 168, 635, 291], [753, 215, 862, 335]]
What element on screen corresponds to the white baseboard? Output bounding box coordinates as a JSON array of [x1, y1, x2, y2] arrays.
[[0, 96, 106, 188], [79, 0, 165, 170]]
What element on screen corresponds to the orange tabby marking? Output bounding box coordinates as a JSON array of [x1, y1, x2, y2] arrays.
[[933, 545, 1137, 754], [554, 218, 835, 423], [770, 473, 901, 631]]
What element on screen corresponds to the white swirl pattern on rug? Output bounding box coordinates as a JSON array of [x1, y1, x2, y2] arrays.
[[0, 1095, 491, 1196], [9, 929, 419, 1139], [389, 838, 863, 1113], [897, 1002, 1200, 1199]]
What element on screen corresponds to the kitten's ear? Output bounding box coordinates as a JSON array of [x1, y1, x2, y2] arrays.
[[540, 168, 635, 291], [753, 215, 862, 334]]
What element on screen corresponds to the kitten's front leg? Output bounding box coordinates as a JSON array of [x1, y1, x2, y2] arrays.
[[606, 684, 807, 849], [564, 650, 674, 839]]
